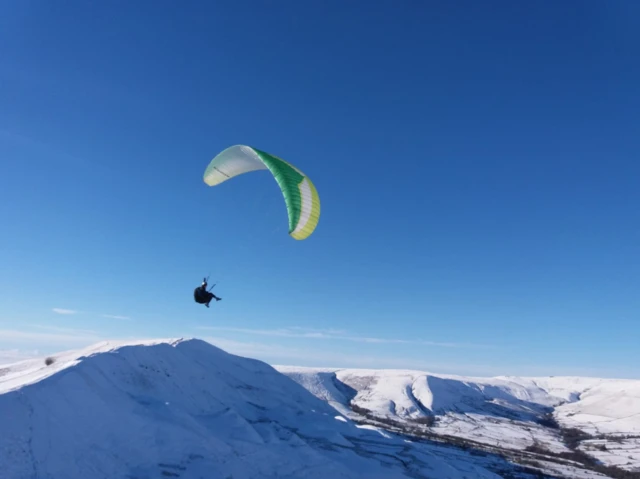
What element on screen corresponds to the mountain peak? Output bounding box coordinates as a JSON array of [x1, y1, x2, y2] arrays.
[[1, 338, 638, 478]]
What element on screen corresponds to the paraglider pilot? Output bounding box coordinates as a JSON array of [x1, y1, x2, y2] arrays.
[[194, 278, 221, 308]]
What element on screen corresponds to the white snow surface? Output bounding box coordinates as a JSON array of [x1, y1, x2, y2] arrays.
[[276, 366, 640, 472], [0, 338, 574, 479]]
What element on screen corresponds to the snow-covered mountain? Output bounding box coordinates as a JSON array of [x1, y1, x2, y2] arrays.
[[0, 338, 636, 479], [276, 366, 640, 475]]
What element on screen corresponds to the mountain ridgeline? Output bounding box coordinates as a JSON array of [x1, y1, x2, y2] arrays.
[[276, 366, 640, 478], [0, 339, 638, 479]]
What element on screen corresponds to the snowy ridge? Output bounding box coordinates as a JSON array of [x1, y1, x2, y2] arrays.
[[0, 338, 181, 394], [276, 366, 640, 473], [1, 338, 604, 479]]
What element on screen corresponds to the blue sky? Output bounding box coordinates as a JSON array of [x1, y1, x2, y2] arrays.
[[1, 1, 638, 378]]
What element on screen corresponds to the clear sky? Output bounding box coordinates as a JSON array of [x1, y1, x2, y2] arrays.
[[1, 1, 638, 378]]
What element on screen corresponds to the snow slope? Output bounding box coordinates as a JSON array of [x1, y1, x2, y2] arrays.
[[277, 366, 640, 472], [496, 376, 640, 434], [1, 338, 594, 479]]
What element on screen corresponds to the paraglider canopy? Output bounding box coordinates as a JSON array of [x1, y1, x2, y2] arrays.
[[204, 145, 321, 240]]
